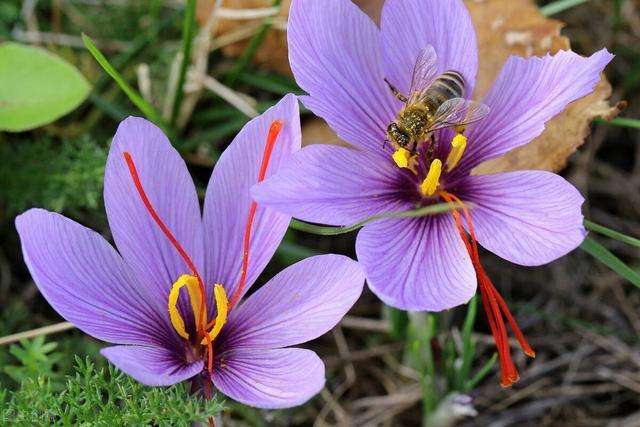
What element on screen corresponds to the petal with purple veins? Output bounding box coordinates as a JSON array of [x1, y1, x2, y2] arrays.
[[203, 94, 300, 303], [101, 345, 203, 387], [15, 209, 177, 347], [104, 117, 204, 320], [289, 0, 397, 154], [217, 255, 364, 350], [459, 171, 587, 266], [253, 144, 411, 226], [461, 49, 613, 172], [381, 0, 478, 96], [356, 215, 476, 311], [212, 348, 324, 409]]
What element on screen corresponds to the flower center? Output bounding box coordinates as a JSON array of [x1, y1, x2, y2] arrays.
[[122, 119, 284, 379], [440, 190, 535, 387], [391, 132, 469, 197]]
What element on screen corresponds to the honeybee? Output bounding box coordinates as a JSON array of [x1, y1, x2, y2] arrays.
[[385, 45, 489, 155]]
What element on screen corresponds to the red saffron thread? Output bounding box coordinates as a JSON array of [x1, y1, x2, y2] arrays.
[[227, 120, 284, 310], [440, 190, 534, 387], [123, 152, 208, 336]]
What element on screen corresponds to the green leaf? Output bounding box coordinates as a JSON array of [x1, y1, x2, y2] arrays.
[[0, 42, 90, 132], [580, 237, 640, 288]]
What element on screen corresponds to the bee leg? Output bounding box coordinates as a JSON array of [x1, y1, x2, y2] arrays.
[[384, 78, 408, 103]]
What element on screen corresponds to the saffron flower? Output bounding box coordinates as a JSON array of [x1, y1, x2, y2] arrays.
[[253, 0, 613, 386], [15, 94, 365, 408]]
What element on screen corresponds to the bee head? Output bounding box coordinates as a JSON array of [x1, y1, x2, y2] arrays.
[[387, 123, 410, 148]]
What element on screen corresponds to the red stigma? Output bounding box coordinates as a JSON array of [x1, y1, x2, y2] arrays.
[[123, 152, 208, 335], [440, 191, 535, 387], [228, 120, 284, 311]]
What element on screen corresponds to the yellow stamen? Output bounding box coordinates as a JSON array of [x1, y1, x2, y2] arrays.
[[201, 284, 229, 345], [392, 147, 411, 168], [420, 159, 443, 196], [445, 134, 467, 171], [168, 274, 203, 340]]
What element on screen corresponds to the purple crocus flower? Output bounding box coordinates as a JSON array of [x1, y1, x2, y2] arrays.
[[253, 0, 612, 386], [15, 94, 365, 408]]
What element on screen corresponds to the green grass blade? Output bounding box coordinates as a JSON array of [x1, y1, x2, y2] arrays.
[[225, 0, 282, 87], [289, 202, 460, 236], [585, 220, 640, 249], [595, 117, 640, 130], [540, 0, 590, 16], [580, 237, 640, 288], [465, 353, 497, 391], [387, 307, 409, 340], [81, 34, 170, 136], [170, 0, 197, 126], [457, 295, 478, 390]]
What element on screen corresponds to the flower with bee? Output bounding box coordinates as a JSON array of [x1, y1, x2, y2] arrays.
[[254, 0, 613, 386]]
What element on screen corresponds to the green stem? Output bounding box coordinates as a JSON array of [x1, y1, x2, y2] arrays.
[[585, 220, 640, 249], [289, 202, 461, 236], [170, 0, 197, 126], [595, 117, 640, 130]]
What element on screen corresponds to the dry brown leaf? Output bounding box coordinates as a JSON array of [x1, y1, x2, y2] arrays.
[[205, 0, 619, 172]]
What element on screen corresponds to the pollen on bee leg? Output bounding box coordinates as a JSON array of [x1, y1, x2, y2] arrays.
[[168, 274, 203, 340], [420, 159, 442, 196], [445, 134, 467, 171], [201, 284, 229, 345]]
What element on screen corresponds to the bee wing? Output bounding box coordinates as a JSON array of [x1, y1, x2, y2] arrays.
[[427, 98, 490, 132], [407, 45, 439, 105]]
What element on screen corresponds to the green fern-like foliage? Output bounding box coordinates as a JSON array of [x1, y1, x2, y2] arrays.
[[0, 356, 224, 425], [0, 136, 106, 217]]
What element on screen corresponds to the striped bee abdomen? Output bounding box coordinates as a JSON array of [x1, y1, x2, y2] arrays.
[[424, 71, 465, 110]]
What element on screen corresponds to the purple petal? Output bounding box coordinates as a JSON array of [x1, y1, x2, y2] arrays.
[[218, 255, 364, 350], [356, 215, 476, 311], [381, 0, 478, 96], [289, 0, 397, 153], [212, 348, 324, 409], [253, 144, 411, 226], [203, 94, 300, 303], [15, 209, 176, 347], [461, 49, 613, 171], [101, 345, 203, 387], [104, 117, 204, 320], [459, 171, 586, 266]]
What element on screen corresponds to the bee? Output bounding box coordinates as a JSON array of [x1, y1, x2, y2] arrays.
[[385, 45, 489, 155]]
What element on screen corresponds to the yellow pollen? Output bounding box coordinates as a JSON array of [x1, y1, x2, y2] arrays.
[[420, 159, 443, 196], [168, 274, 203, 340], [445, 134, 467, 171], [392, 147, 411, 168], [201, 284, 229, 345]]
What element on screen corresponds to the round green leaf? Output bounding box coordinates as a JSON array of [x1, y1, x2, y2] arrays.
[[0, 42, 90, 132]]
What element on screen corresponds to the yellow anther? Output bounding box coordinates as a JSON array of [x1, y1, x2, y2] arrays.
[[420, 159, 443, 196], [168, 274, 203, 340], [201, 284, 229, 345], [445, 134, 467, 171], [392, 147, 411, 168]]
